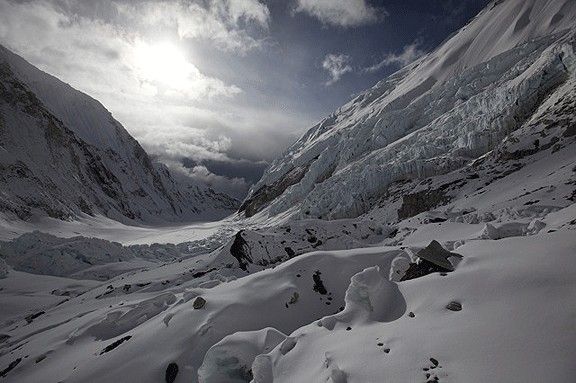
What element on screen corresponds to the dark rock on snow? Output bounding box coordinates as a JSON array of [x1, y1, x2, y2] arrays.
[[165, 362, 179, 383]]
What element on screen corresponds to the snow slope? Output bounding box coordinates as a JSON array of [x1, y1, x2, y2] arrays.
[[0, 209, 574, 382], [0, 44, 238, 225], [242, 0, 576, 220]]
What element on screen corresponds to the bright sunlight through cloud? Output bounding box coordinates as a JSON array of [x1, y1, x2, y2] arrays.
[[134, 41, 192, 90]]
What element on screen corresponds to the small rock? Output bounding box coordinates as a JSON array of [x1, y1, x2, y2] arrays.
[[430, 358, 439, 366], [165, 362, 179, 383], [193, 296, 206, 309], [446, 301, 462, 311], [346, 326, 352, 331], [408, 311, 415, 318]]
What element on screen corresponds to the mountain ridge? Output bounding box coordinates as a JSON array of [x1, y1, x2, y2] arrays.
[[0, 44, 238, 224], [242, 0, 576, 221]]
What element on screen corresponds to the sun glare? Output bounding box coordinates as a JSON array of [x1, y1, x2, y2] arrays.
[[134, 42, 192, 89]]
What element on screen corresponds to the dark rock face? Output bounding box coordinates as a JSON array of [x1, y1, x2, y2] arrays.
[[400, 259, 450, 281], [416, 240, 462, 271], [397, 189, 450, 220], [165, 362, 179, 383], [229, 231, 253, 271], [239, 165, 309, 217], [400, 240, 463, 281]]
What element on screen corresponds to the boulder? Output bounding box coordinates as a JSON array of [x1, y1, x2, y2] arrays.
[[415, 240, 462, 271], [193, 296, 206, 309]]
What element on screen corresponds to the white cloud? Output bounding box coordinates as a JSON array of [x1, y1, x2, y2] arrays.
[[364, 41, 426, 72], [0, 0, 282, 196], [127, 0, 271, 54], [322, 53, 352, 85], [294, 0, 380, 28]]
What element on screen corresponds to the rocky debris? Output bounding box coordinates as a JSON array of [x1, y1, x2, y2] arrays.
[[408, 312, 415, 318], [446, 301, 462, 311], [422, 357, 443, 382], [287, 292, 299, 306], [193, 296, 206, 309], [165, 362, 179, 383], [99, 335, 132, 355]]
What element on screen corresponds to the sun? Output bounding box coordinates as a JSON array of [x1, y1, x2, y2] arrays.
[[133, 41, 192, 89]]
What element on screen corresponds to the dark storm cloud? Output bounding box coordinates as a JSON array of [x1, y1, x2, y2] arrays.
[[182, 158, 268, 185]]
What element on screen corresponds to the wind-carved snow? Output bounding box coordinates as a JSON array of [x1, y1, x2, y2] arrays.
[[246, 0, 576, 220]]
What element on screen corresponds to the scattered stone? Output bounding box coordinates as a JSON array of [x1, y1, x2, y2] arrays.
[[312, 270, 328, 295], [346, 327, 352, 331], [193, 296, 206, 309], [384, 348, 390, 354], [165, 362, 179, 383], [288, 292, 299, 305], [99, 336, 132, 355], [408, 312, 415, 318], [430, 358, 439, 366], [0, 358, 21, 377], [446, 301, 462, 311], [25, 311, 45, 324]]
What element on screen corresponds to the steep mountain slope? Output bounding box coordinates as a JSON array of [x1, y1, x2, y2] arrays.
[[0, 45, 238, 224], [241, 0, 576, 220]]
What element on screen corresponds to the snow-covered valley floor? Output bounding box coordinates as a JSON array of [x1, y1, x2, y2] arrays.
[[1, 199, 575, 382]]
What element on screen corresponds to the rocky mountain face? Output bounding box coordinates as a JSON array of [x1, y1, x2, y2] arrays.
[[0, 45, 238, 224], [241, 0, 576, 221]]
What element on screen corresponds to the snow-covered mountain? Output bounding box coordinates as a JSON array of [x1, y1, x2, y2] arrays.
[[1, 0, 576, 382], [0, 45, 238, 224], [242, 0, 576, 220]]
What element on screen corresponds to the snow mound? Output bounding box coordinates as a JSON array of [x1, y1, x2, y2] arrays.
[[198, 327, 286, 383], [320, 266, 404, 329]]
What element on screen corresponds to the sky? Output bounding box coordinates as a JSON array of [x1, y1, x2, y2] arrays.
[[0, 0, 490, 198]]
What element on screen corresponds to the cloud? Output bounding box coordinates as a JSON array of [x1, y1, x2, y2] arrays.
[[364, 41, 426, 72], [169, 161, 251, 199], [0, 0, 287, 198], [294, 0, 380, 28], [322, 53, 352, 85], [126, 0, 271, 54]]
